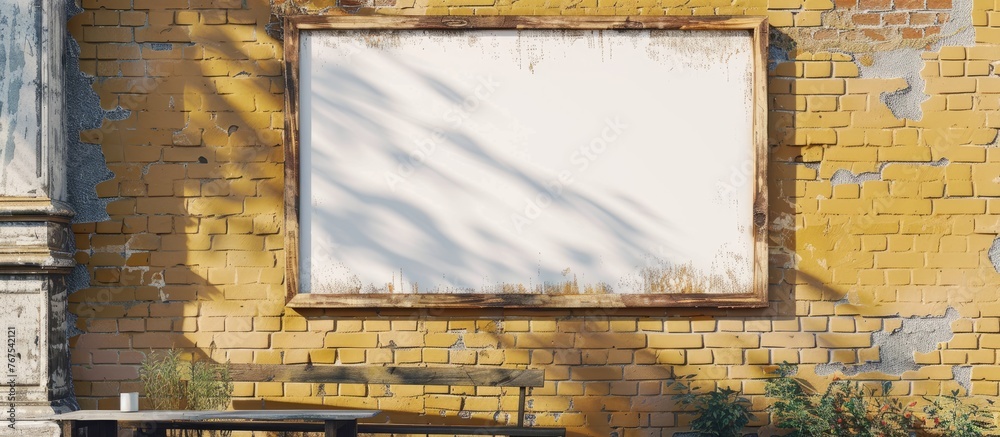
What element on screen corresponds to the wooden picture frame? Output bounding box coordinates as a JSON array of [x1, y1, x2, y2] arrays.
[[283, 15, 768, 309]]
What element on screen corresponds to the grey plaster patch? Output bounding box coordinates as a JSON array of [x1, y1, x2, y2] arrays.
[[768, 32, 790, 71], [64, 0, 113, 225], [816, 307, 959, 376], [829, 158, 949, 186], [830, 168, 882, 186], [953, 365, 972, 393], [937, 0, 976, 49], [857, 0, 973, 120], [104, 106, 130, 121], [149, 42, 172, 51], [988, 236, 1000, 273]]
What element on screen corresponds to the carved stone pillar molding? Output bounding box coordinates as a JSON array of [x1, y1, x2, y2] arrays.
[[0, 0, 75, 435]]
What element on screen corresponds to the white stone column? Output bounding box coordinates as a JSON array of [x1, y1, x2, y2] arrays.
[[0, 0, 75, 435]]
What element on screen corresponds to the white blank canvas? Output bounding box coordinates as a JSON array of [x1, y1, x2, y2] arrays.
[[298, 29, 755, 295]]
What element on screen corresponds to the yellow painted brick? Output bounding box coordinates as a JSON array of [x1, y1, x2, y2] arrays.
[[766, 10, 794, 26], [817, 333, 873, 348], [686, 349, 714, 365], [718, 320, 744, 331], [325, 333, 378, 348], [804, 62, 833, 78], [713, 349, 743, 365], [772, 348, 800, 363], [800, 348, 829, 363], [746, 349, 770, 365], [637, 320, 663, 331], [338, 349, 365, 364], [283, 317, 307, 332], [530, 320, 557, 332], [976, 318, 1000, 333], [795, 78, 846, 95], [830, 349, 856, 364], [795, 10, 823, 26], [829, 317, 855, 332], [761, 333, 815, 347], [833, 61, 860, 78], [610, 320, 637, 332], [947, 333, 979, 349], [886, 269, 910, 285], [801, 317, 828, 332], [422, 349, 448, 364], [648, 334, 702, 348], [656, 350, 685, 365], [703, 333, 759, 348], [256, 382, 283, 397], [925, 77, 977, 94]]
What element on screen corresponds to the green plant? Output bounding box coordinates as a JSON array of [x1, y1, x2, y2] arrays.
[[139, 349, 185, 410], [764, 363, 917, 437], [139, 350, 234, 411], [669, 374, 754, 437], [923, 390, 998, 437], [185, 357, 234, 411]]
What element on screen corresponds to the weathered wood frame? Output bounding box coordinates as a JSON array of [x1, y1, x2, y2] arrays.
[[283, 15, 769, 309]]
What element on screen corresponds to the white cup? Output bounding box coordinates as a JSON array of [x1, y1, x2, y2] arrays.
[[120, 392, 139, 412]]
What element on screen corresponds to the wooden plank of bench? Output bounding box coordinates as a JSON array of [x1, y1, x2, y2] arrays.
[[146, 422, 567, 437], [229, 365, 544, 387], [358, 424, 567, 437]]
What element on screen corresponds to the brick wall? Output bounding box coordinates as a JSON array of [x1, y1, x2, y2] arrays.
[[66, 0, 1000, 435]]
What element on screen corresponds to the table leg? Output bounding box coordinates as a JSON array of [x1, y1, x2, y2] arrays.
[[324, 420, 358, 437]]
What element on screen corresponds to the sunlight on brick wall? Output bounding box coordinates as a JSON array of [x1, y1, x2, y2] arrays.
[[65, 0, 1000, 435]]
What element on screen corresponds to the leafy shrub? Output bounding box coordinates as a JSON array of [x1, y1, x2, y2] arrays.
[[670, 374, 755, 437], [923, 390, 997, 437], [764, 363, 916, 437]]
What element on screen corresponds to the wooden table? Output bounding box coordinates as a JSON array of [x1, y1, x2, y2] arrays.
[[39, 409, 380, 437]]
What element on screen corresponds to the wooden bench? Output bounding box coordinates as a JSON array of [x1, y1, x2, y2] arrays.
[[229, 364, 567, 437]]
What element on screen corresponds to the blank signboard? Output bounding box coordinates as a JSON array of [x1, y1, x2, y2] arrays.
[[283, 16, 768, 308]]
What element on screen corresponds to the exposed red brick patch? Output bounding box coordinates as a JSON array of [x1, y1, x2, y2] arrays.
[[884, 12, 908, 24], [896, 0, 926, 10], [853, 12, 882, 25], [910, 12, 937, 24], [859, 0, 891, 10]]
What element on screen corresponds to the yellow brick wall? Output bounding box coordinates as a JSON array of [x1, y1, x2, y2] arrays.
[[66, 0, 1000, 435]]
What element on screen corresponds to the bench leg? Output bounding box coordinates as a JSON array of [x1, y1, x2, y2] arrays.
[[69, 420, 117, 437], [325, 420, 358, 437], [135, 422, 168, 437]]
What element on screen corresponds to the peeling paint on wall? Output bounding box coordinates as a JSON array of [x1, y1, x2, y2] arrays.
[[64, 2, 113, 226], [855, 0, 972, 118], [817, 307, 959, 376], [63, 1, 115, 341], [953, 365, 972, 392], [988, 236, 1000, 273], [829, 158, 949, 185]]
